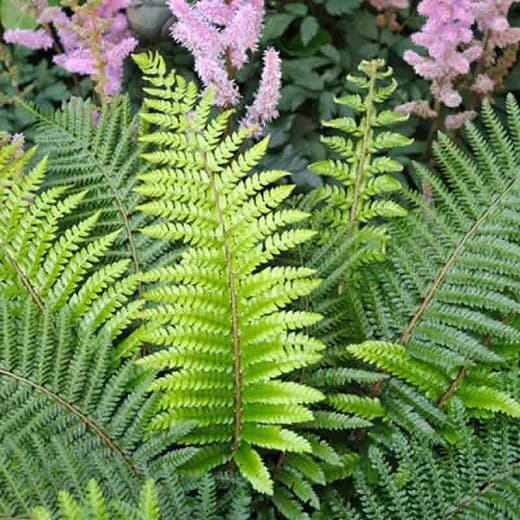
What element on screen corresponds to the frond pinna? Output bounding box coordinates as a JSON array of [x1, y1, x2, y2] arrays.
[[132, 51, 326, 495]]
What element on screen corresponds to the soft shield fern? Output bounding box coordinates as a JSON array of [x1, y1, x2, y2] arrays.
[[132, 52, 326, 494], [346, 95, 520, 433], [316, 412, 520, 520]]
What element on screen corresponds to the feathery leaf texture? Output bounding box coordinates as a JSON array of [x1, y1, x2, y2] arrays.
[[26, 95, 177, 273], [346, 95, 520, 431], [132, 51, 326, 494], [0, 144, 193, 515], [317, 414, 520, 520]]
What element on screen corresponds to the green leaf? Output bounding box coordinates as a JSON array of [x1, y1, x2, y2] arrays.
[[235, 444, 273, 495], [284, 3, 308, 16], [262, 13, 295, 40], [300, 16, 319, 47], [326, 0, 363, 15]]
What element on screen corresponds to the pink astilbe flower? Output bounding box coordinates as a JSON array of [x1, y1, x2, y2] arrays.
[[168, 0, 281, 135], [368, 0, 408, 10], [3, 0, 137, 97], [473, 1, 520, 59], [395, 100, 437, 119], [4, 28, 53, 50], [445, 110, 477, 130], [472, 73, 495, 95], [241, 48, 281, 135], [222, 0, 264, 68], [404, 0, 481, 109], [169, 0, 237, 105]]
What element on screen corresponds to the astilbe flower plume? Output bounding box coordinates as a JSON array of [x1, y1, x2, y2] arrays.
[[4, 0, 137, 97], [403, 0, 481, 109], [473, 1, 520, 59], [401, 0, 520, 130], [168, 0, 281, 135], [241, 48, 282, 135]]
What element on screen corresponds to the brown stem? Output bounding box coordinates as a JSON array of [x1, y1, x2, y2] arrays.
[[468, 31, 491, 112], [436, 366, 466, 408], [421, 99, 441, 165], [0, 367, 137, 475], [0, 241, 46, 315], [369, 174, 520, 403], [442, 462, 520, 520], [206, 161, 242, 455]]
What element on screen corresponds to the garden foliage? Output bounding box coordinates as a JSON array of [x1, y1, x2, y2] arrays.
[[0, 1, 519, 519]]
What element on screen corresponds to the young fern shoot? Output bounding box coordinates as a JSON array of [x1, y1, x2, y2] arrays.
[[308, 59, 411, 257], [133, 52, 326, 495]]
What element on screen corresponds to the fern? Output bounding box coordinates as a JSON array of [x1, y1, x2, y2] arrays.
[[316, 412, 520, 520], [285, 60, 413, 441], [132, 51, 326, 495], [32, 479, 160, 520], [0, 143, 194, 515], [307, 60, 412, 272], [235, 61, 413, 518], [31, 473, 253, 520], [345, 95, 520, 433]]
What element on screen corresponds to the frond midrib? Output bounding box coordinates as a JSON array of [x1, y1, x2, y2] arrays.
[[442, 459, 520, 520], [399, 173, 520, 345], [0, 241, 45, 313], [22, 102, 143, 284], [0, 367, 137, 475], [205, 157, 242, 454]]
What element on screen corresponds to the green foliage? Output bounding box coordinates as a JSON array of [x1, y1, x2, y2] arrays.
[[32, 475, 253, 520], [132, 51, 326, 494], [32, 480, 161, 520], [0, 143, 194, 515], [307, 59, 410, 258], [27, 95, 175, 271], [0, 44, 89, 138], [281, 61, 411, 443], [344, 94, 520, 434], [317, 414, 520, 519], [0, 18, 519, 518]]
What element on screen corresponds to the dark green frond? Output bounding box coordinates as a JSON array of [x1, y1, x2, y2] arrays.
[[347, 95, 520, 429]]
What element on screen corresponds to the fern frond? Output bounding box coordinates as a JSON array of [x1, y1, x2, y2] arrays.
[[132, 51, 325, 494], [347, 95, 520, 427], [318, 415, 520, 520]]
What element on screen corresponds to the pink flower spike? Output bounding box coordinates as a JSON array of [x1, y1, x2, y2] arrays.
[[223, 0, 265, 68], [4, 28, 53, 50], [241, 48, 282, 136], [472, 74, 495, 95]]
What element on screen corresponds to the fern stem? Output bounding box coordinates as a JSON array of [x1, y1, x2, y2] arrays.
[[371, 173, 520, 402], [0, 368, 137, 475], [207, 165, 242, 455], [442, 461, 520, 520], [18, 101, 148, 354], [0, 241, 46, 314], [349, 62, 377, 233], [399, 174, 520, 345], [436, 366, 466, 408]]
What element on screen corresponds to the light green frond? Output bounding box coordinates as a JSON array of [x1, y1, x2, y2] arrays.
[[133, 52, 325, 492]]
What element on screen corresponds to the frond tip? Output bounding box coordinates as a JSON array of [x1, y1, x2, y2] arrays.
[[133, 51, 326, 493]]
